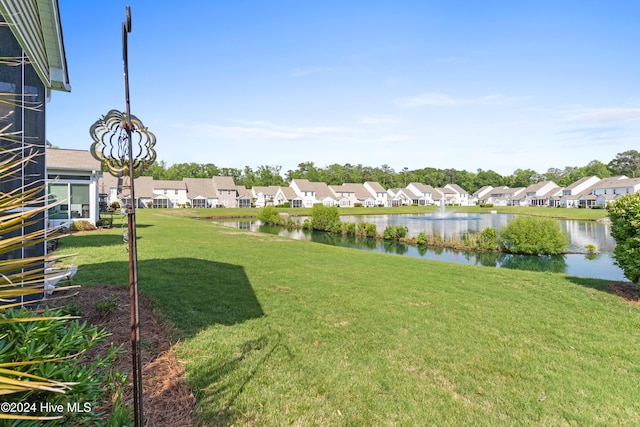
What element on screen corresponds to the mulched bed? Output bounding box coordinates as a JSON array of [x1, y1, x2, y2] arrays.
[[46, 285, 197, 426], [607, 281, 640, 303]]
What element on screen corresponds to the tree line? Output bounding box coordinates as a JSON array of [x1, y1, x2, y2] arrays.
[[142, 149, 639, 195]]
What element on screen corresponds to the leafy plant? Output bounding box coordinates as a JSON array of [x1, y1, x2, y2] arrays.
[[309, 204, 341, 232], [498, 216, 567, 255], [0, 141, 129, 424], [257, 206, 284, 225], [95, 295, 119, 317], [608, 193, 640, 284]]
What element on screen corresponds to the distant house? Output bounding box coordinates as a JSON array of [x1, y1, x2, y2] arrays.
[[558, 176, 601, 207], [406, 182, 437, 205], [290, 179, 337, 207], [331, 183, 376, 207], [445, 184, 471, 206], [252, 186, 280, 208], [364, 181, 389, 207], [517, 181, 561, 207], [471, 186, 493, 205], [482, 186, 525, 206], [212, 176, 238, 208], [46, 148, 101, 227], [274, 186, 302, 207], [434, 187, 458, 205], [184, 177, 218, 208], [387, 188, 413, 206], [329, 185, 356, 207], [236, 186, 253, 208], [152, 180, 188, 208], [586, 176, 640, 207]]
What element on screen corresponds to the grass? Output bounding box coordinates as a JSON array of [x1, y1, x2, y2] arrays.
[[55, 209, 639, 425]]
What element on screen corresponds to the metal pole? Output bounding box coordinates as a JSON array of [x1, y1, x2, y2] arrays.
[[123, 6, 144, 427]]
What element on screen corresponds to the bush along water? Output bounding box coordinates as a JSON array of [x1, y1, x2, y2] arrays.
[[608, 192, 640, 284], [257, 206, 569, 257]]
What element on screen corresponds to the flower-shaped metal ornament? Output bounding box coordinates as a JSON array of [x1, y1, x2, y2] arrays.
[[89, 109, 156, 178]]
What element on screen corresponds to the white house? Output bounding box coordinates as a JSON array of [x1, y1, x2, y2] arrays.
[[274, 186, 302, 207], [445, 183, 471, 206], [471, 185, 493, 205], [152, 180, 188, 208], [517, 181, 561, 206], [331, 183, 376, 207], [290, 179, 337, 207], [252, 186, 280, 208], [364, 181, 389, 207], [558, 176, 601, 207], [406, 182, 437, 205], [184, 177, 218, 208], [588, 176, 640, 207], [46, 148, 101, 227], [387, 188, 413, 207]]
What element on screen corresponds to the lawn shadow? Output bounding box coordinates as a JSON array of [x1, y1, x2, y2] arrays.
[[74, 258, 264, 338], [566, 276, 639, 302], [56, 233, 142, 248]]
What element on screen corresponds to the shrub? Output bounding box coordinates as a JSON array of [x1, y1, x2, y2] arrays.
[[498, 216, 567, 255], [383, 225, 409, 240], [310, 204, 341, 232], [341, 222, 356, 236], [354, 203, 363, 208], [416, 232, 427, 246], [258, 206, 284, 225], [608, 193, 640, 284], [1, 308, 127, 425], [477, 227, 499, 250], [70, 220, 96, 232], [356, 222, 377, 238]]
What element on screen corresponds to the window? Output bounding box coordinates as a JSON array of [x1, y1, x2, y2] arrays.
[[175, 189, 178, 195], [48, 183, 90, 219]]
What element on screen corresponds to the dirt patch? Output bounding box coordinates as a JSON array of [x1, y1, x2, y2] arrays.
[[45, 285, 197, 426], [607, 281, 640, 304]]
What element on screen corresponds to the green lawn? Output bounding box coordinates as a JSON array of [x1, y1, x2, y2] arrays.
[[57, 210, 639, 425]]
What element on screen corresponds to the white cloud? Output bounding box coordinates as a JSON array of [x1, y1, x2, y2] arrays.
[[395, 92, 529, 108], [563, 107, 640, 123]]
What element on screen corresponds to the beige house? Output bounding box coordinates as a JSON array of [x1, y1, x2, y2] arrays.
[[184, 177, 218, 208], [46, 148, 101, 227], [212, 176, 238, 208]]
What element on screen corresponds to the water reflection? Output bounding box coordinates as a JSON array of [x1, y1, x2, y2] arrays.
[[220, 214, 626, 281]]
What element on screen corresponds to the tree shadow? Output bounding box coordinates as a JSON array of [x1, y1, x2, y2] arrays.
[[565, 275, 624, 294], [192, 331, 292, 426], [72, 258, 264, 338], [56, 233, 137, 248]]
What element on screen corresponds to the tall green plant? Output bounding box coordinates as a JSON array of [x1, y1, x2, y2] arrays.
[[498, 216, 567, 255], [0, 144, 76, 421], [608, 193, 640, 284]]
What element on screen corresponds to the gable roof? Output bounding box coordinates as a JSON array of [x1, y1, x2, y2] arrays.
[[446, 183, 469, 195], [565, 176, 599, 191], [212, 176, 236, 190], [47, 148, 100, 171], [364, 181, 386, 193], [339, 183, 375, 200], [184, 177, 216, 198]]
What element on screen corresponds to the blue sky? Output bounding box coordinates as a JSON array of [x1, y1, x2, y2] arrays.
[[48, 1, 640, 176]]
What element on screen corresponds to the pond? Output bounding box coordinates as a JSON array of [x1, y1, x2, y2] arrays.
[[216, 212, 626, 281]]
